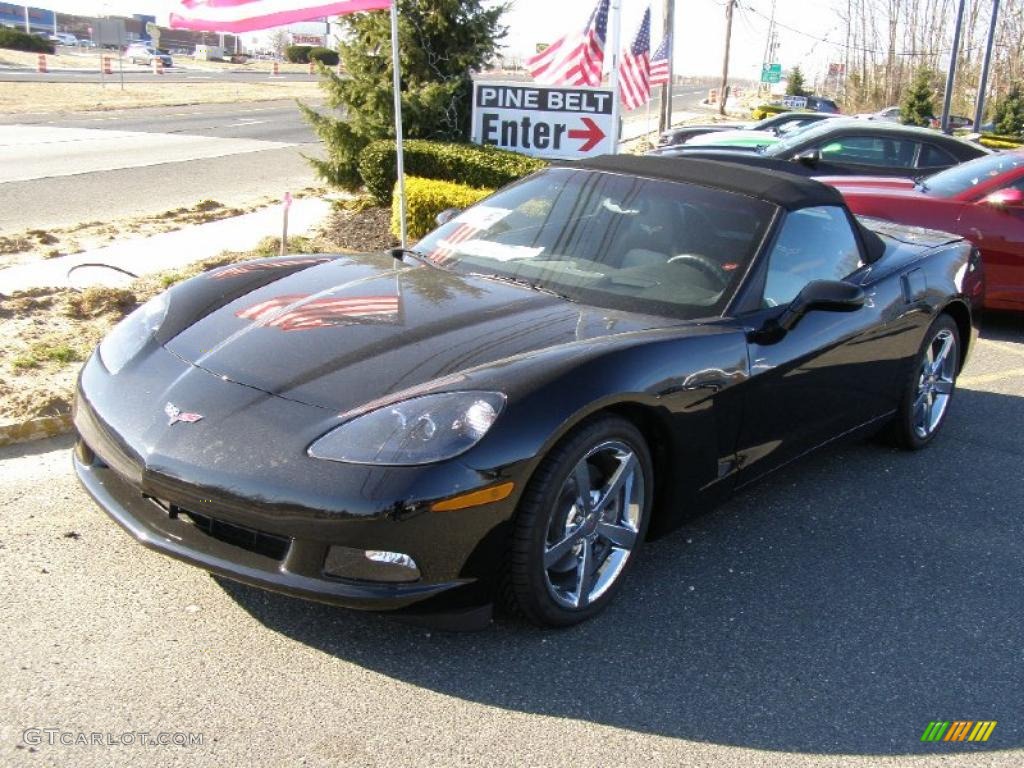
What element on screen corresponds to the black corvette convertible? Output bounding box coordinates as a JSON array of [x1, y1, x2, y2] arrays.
[[73, 156, 983, 628]]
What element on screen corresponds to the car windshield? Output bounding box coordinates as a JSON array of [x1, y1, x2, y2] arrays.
[[921, 152, 1024, 197], [414, 168, 776, 320]]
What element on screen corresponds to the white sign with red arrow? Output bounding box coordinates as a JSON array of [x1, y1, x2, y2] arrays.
[[471, 82, 614, 160]]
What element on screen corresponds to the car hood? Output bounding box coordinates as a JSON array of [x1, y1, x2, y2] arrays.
[[164, 254, 686, 414]]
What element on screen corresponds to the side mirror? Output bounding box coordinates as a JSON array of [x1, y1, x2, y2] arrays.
[[794, 149, 821, 167], [982, 188, 1024, 209], [435, 208, 462, 226], [777, 279, 865, 331]]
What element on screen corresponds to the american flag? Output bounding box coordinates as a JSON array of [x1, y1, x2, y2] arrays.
[[209, 257, 331, 281], [427, 223, 480, 265], [236, 293, 401, 332], [649, 34, 671, 87], [171, 0, 391, 33], [525, 0, 609, 87], [619, 7, 652, 111]]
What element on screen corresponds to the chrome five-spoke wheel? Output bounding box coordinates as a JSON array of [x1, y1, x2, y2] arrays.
[[913, 327, 957, 439], [889, 314, 961, 450], [504, 415, 653, 627], [543, 440, 644, 610]]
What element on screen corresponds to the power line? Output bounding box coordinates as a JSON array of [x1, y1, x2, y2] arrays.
[[736, 0, 994, 57]]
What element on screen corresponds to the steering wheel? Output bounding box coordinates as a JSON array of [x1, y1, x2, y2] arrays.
[[667, 253, 730, 291]]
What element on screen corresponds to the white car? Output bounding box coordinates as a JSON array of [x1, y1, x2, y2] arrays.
[[124, 43, 173, 67], [50, 33, 78, 47]]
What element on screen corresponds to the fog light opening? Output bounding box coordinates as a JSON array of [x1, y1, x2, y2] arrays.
[[323, 545, 421, 583]]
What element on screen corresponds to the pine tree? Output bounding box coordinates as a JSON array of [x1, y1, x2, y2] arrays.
[[901, 69, 935, 127], [786, 66, 809, 98], [991, 84, 1024, 137], [301, 0, 507, 189]]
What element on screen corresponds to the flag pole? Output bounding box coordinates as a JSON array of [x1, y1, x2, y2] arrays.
[[389, 2, 407, 247], [608, 0, 622, 154]]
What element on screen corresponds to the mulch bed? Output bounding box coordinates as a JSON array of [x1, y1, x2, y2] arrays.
[[324, 206, 398, 252]]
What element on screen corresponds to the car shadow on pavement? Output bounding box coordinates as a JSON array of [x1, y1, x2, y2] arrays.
[[218, 387, 1023, 756], [980, 310, 1024, 342]]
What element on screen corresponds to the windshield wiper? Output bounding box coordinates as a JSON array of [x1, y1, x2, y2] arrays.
[[470, 272, 574, 302], [390, 246, 449, 270]]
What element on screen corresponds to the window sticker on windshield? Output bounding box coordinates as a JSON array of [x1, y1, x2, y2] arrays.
[[439, 238, 544, 262], [453, 206, 511, 230]]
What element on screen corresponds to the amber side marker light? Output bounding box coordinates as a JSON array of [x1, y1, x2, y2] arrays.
[[431, 482, 515, 512]]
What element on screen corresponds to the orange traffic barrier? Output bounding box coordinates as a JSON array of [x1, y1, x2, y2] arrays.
[[102, 56, 112, 75], [308, 61, 315, 74], [271, 61, 280, 77], [152, 58, 164, 75], [37, 54, 47, 73], [708, 88, 718, 104]]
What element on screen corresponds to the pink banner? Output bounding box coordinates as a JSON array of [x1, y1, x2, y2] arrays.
[[171, 0, 392, 32]]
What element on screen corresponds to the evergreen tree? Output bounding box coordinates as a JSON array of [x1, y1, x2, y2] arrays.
[[901, 69, 935, 127], [785, 66, 809, 98], [301, 0, 507, 189], [991, 84, 1024, 137]]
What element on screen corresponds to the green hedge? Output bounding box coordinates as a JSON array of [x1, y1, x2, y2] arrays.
[[393, 176, 493, 240], [284, 45, 313, 63], [0, 28, 54, 54], [308, 47, 338, 66], [361, 139, 546, 205], [978, 133, 1024, 149]]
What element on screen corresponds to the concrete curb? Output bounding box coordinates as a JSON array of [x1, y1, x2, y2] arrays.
[[0, 414, 73, 448]]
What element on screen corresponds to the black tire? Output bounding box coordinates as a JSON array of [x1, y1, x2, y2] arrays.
[[503, 415, 654, 627], [887, 313, 961, 450]]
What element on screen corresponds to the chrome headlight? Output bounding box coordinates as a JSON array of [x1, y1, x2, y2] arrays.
[[308, 391, 506, 466], [99, 292, 169, 375]]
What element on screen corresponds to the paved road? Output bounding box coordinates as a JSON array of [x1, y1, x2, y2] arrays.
[[0, 316, 1021, 767], [0, 62, 318, 84], [0, 101, 321, 232]]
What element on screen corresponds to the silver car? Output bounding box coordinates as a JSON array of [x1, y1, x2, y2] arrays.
[[125, 43, 173, 67]]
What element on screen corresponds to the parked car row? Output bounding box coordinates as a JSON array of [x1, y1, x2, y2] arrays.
[[652, 116, 1021, 312]]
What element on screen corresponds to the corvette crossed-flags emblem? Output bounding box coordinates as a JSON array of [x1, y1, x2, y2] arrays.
[[164, 402, 203, 427]]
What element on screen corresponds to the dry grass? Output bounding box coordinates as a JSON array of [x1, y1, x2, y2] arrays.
[[0, 191, 327, 269], [0, 80, 322, 114], [0, 48, 106, 70], [0, 233, 339, 424]]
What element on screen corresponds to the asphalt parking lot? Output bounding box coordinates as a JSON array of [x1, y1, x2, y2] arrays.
[[1, 314, 1021, 768]]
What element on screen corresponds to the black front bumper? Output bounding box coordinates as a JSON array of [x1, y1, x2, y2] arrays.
[[70, 351, 516, 625], [73, 445, 469, 612]]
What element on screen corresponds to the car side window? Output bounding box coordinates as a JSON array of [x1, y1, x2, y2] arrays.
[[762, 207, 864, 308], [816, 136, 917, 168], [918, 143, 956, 169]]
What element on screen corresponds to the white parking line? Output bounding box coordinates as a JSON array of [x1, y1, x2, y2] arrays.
[[978, 337, 1024, 358], [959, 366, 1024, 389]]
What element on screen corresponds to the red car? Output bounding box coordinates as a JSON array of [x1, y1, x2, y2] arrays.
[[821, 151, 1024, 311]]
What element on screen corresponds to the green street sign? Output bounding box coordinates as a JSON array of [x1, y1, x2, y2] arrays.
[[761, 63, 781, 84]]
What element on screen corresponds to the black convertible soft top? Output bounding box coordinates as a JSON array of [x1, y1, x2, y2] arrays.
[[575, 154, 845, 211], [575, 153, 886, 263]]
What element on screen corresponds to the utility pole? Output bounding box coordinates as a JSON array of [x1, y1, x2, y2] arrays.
[[940, 0, 967, 133], [973, 0, 1001, 130], [760, 0, 777, 98], [719, 0, 735, 116], [659, 0, 675, 133]]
